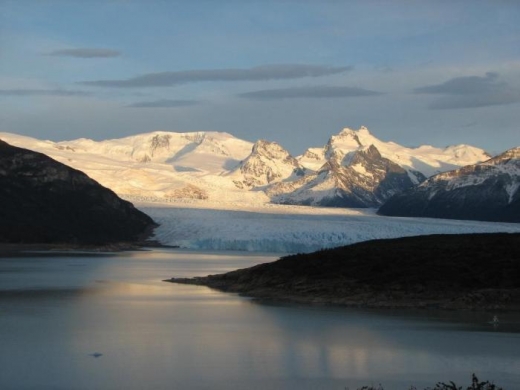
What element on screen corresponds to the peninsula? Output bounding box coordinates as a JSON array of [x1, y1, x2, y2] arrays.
[[168, 233, 520, 310]]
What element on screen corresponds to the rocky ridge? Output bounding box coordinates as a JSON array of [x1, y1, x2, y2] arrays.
[[228, 140, 305, 189], [269, 144, 420, 207], [378, 147, 520, 222]]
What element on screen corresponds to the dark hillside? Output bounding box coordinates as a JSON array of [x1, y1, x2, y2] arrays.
[[0, 139, 156, 244], [169, 233, 520, 310]]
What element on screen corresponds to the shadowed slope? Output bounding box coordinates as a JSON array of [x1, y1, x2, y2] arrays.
[[0, 140, 156, 244]]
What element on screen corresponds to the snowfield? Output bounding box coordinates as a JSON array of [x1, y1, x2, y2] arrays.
[[138, 200, 520, 253], [0, 128, 490, 207]]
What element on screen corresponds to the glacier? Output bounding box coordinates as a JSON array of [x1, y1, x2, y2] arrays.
[[139, 201, 520, 253]]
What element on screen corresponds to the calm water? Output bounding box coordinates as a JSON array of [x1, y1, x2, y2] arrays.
[[0, 249, 519, 390]]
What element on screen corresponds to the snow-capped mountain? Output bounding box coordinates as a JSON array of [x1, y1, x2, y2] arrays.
[[378, 147, 520, 222], [268, 144, 419, 207], [298, 126, 490, 179], [55, 130, 253, 171], [0, 130, 264, 203], [265, 126, 490, 207], [227, 140, 305, 189], [0, 127, 491, 208]]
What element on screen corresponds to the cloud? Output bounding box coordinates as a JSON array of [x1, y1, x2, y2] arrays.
[[126, 99, 200, 108], [414, 72, 503, 95], [239, 85, 381, 100], [0, 89, 91, 97], [428, 92, 520, 109], [47, 48, 121, 58], [414, 72, 520, 109], [81, 64, 352, 88]]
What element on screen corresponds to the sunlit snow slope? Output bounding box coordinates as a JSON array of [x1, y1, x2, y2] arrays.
[[0, 131, 268, 204], [0, 127, 490, 206]]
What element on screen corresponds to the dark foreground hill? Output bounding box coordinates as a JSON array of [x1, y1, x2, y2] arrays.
[[168, 233, 520, 310], [0, 139, 156, 244]]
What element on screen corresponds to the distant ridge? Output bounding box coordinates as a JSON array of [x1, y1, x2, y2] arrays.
[[378, 147, 520, 223]]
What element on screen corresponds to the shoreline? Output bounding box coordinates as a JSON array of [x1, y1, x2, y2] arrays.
[[168, 277, 520, 312], [0, 240, 176, 258]]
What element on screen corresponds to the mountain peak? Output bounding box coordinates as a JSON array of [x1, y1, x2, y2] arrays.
[[338, 126, 371, 137], [501, 146, 520, 159], [230, 139, 303, 189], [487, 146, 520, 166], [252, 139, 285, 155], [338, 127, 356, 135]]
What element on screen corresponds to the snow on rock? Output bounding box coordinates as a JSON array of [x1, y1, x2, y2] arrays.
[[298, 126, 490, 179], [139, 200, 520, 253], [378, 147, 520, 222], [270, 144, 418, 207], [429, 147, 520, 191], [226, 139, 305, 189], [0, 127, 492, 208], [273, 126, 491, 207]]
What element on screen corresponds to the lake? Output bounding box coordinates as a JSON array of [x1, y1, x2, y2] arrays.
[[1, 248, 519, 390]]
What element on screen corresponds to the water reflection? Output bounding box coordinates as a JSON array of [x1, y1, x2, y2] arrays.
[[0, 249, 519, 390]]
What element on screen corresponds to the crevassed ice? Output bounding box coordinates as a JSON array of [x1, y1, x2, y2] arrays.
[[140, 203, 520, 253]]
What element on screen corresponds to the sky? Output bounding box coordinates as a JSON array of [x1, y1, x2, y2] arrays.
[[1, 0, 519, 155]]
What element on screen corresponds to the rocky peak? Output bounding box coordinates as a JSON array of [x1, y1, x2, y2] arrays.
[[338, 125, 371, 137], [183, 132, 206, 144], [251, 140, 291, 160], [355, 144, 381, 160], [191, 134, 231, 157], [324, 127, 378, 160], [488, 146, 520, 165], [326, 129, 362, 153], [231, 140, 304, 189], [149, 134, 171, 156]]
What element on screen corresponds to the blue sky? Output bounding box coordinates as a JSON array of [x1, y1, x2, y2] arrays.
[[1, 0, 519, 154]]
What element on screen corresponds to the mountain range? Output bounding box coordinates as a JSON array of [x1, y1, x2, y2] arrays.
[[0, 127, 492, 208], [379, 147, 520, 222]]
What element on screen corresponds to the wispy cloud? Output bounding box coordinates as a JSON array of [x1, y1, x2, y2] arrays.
[[46, 48, 121, 58], [126, 99, 200, 108], [81, 64, 352, 88], [239, 85, 381, 100], [0, 89, 91, 97], [414, 72, 520, 109]]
